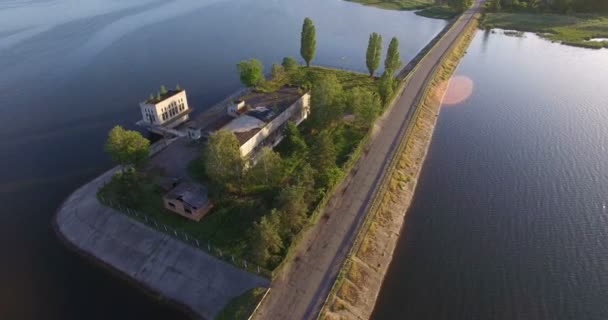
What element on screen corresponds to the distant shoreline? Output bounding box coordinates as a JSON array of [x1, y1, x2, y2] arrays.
[[481, 12, 608, 49]]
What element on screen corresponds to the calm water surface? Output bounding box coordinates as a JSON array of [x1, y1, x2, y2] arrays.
[[0, 0, 446, 319], [373, 30, 608, 320]]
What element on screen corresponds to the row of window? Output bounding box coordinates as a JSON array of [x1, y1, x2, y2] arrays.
[[144, 108, 157, 123], [160, 101, 186, 121]]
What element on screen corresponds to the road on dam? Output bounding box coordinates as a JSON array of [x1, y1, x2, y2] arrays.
[[251, 1, 483, 319]]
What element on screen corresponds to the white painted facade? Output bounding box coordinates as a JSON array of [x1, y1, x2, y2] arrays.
[[139, 90, 190, 129], [227, 100, 246, 117], [238, 93, 310, 157]]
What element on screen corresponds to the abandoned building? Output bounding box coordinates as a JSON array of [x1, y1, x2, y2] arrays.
[[187, 85, 311, 157], [162, 182, 213, 221]]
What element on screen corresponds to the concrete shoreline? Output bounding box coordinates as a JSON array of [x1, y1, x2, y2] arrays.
[[53, 86, 269, 319], [319, 5, 482, 319], [53, 166, 269, 320]]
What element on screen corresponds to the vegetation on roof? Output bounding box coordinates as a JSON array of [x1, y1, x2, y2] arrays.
[[146, 84, 183, 104]]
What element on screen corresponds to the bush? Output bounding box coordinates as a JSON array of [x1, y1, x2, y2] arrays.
[[282, 56, 299, 72]]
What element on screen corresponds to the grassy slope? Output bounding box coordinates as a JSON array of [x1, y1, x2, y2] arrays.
[[320, 12, 481, 320], [483, 12, 608, 48], [215, 287, 267, 320]]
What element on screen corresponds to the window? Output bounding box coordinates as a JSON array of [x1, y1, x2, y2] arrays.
[[184, 208, 192, 214], [168, 202, 176, 208]]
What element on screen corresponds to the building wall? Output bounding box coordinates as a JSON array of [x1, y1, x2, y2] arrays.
[[140, 90, 190, 127], [162, 196, 212, 222], [240, 93, 310, 157]]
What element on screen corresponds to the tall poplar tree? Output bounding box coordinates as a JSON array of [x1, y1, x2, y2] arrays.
[[300, 18, 316, 67], [378, 68, 394, 105], [366, 33, 383, 77], [384, 37, 402, 72]]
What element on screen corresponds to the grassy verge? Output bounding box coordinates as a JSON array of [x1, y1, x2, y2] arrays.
[[319, 12, 481, 320], [482, 12, 608, 48], [346, 0, 433, 11], [215, 287, 267, 320]]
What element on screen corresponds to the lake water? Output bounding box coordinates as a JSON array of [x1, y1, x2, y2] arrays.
[[372, 30, 608, 320], [0, 0, 447, 319]]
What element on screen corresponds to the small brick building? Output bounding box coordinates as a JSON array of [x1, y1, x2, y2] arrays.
[[162, 182, 213, 221]]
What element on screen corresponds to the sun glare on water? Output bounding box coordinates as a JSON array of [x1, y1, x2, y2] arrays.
[[442, 75, 474, 105]]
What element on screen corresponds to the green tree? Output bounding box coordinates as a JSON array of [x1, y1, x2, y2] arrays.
[[310, 130, 337, 173], [160, 85, 168, 95], [317, 166, 342, 191], [366, 32, 383, 77], [384, 37, 402, 72], [250, 210, 283, 267], [300, 18, 316, 67], [282, 56, 299, 72], [237, 59, 265, 87], [293, 163, 316, 203], [175, 84, 182, 91], [350, 87, 381, 129], [282, 121, 308, 157], [203, 130, 245, 190], [275, 185, 308, 236], [271, 63, 285, 79], [309, 74, 344, 130], [378, 68, 395, 105], [448, 0, 472, 11], [247, 147, 284, 189], [104, 125, 150, 170]]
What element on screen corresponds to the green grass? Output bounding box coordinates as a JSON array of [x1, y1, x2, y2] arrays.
[[483, 12, 608, 48], [261, 65, 377, 93], [416, 5, 459, 19], [346, 0, 433, 10], [100, 66, 387, 274], [333, 123, 367, 166], [187, 157, 207, 182], [99, 176, 268, 259], [215, 287, 267, 320], [304, 66, 377, 91]]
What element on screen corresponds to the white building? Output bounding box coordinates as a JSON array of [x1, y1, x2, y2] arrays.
[[187, 85, 310, 157], [139, 89, 191, 129]]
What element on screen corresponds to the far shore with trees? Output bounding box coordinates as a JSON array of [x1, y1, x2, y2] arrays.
[[346, 0, 466, 19], [482, 0, 608, 48]]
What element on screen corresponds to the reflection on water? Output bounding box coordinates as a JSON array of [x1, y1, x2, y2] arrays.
[[373, 31, 608, 320]]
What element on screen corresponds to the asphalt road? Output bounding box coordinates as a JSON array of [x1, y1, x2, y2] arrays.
[[251, 2, 483, 319]]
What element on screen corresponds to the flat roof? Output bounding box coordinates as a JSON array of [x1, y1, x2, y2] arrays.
[[189, 85, 306, 133], [242, 86, 303, 122], [145, 89, 184, 105], [222, 115, 265, 134], [164, 182, 210, 209]]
